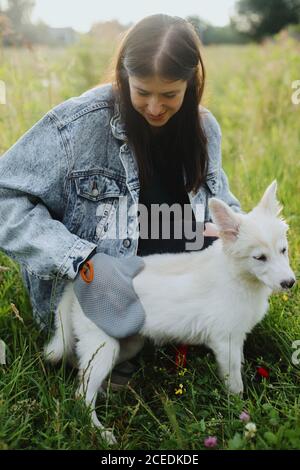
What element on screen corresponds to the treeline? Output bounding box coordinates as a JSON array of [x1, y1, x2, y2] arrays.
[[0, 0, 81, 46], [189, 0, 300, 44], [0, 0, 299, 47]]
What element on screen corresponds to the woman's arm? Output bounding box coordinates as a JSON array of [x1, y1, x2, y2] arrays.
[[0, 113, 97, 280], [200, 107, 242, 222]]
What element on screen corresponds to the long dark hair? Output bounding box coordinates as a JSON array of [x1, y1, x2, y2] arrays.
[[112, 14, 208, 194]]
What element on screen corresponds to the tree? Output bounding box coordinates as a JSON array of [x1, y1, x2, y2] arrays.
[[186, 15, 247, 45], [5, 0, 35, 30], [233, 0, 300, 40], [186, 15, 209, 40], [89, 20, 128, 42], [0, 13, 13, 44], [0, 0, 35, 45]]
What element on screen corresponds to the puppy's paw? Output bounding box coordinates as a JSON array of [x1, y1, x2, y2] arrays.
[[227, 376, 244, 396], [91, 411, 117, 445], [43, 341, 61, 363], [75, 382, 86, 400], [100, 429, 117, 446]]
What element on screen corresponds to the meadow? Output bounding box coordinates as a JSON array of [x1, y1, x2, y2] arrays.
[[0, 35, 299, 450]]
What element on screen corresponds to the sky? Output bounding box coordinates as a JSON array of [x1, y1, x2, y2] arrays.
[[31, 0, 237, 32]]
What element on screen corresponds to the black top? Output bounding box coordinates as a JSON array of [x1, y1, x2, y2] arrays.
[[136, 132, 216, 257]]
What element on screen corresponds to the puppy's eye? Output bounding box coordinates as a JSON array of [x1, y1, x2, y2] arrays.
[[281, 247, 287, 255], [253, 254, 267, 262]]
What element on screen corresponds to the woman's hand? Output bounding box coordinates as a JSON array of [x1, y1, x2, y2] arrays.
[[203, 222, 219, 238], [73, 253, 146, 338]]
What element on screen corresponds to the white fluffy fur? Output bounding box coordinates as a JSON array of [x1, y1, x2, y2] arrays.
[[44, 180, 295, 444]]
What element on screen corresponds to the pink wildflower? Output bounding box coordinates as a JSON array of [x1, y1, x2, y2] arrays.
[[204, 436, 218, 448], [239, 411, 250, 422]]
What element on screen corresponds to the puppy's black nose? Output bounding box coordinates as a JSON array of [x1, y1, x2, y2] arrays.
[[280, 278, 296, 289]]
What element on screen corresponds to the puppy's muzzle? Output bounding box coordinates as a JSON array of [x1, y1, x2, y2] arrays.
[[280, 278, 296, 289]]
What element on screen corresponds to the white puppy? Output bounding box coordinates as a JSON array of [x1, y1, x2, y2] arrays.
[[44, 180, 295, 444]]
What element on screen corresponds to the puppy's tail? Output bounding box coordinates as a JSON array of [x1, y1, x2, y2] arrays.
[[44, 284, 75, 365]]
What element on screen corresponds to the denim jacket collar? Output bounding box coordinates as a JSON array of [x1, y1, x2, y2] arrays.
[[110, 101, 127, 142]]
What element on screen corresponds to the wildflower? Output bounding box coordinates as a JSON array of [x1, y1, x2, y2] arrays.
[[178, 368, 187, 377], [204, 436, 218, 448], [0, 266, 10, 272], [239, 411, 250, 422], [257, 366, 269, 379], [244, 422, 257, 439], [175, 383, 186, 395], [176, 345, 188, 368], [10, 303, 24, 324], [282, 294, 289, 301]]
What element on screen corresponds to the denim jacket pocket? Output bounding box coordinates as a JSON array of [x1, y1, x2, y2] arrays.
[[67, 170, 127, 243]]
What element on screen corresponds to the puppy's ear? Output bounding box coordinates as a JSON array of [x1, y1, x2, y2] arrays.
[[257, 180, 282, 216], [208, 198, 240, 243]]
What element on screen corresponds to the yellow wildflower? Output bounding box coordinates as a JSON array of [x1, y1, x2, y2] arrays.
[[178, 368, 188, 377], [175, 383, 186, 395]]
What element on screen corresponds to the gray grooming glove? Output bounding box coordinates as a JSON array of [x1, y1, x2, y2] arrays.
[[73, 252, 146, 339]]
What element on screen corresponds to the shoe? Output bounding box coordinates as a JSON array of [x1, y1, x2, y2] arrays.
[[102, 360, 139, 391]]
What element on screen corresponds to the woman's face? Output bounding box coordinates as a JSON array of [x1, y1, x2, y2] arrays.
[[128, 75, 187, 127]]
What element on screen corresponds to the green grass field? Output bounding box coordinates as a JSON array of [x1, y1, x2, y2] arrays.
[[0, 36, 299, 450]]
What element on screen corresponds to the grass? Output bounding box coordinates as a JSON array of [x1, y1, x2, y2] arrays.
[[0, 35, 300, 450]]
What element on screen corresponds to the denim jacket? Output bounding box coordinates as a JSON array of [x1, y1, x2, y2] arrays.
[[0, 83, 241, 330]]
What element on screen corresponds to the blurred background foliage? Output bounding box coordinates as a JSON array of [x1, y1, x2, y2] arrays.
[[0, 0, 299, 48], [0, 0, 300, 451]]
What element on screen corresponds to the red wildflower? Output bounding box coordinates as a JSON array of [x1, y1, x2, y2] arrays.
[[175, 345, 188, 368], [257, 366, 269, 378]]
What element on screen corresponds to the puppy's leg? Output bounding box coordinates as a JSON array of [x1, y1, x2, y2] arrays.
[[44, 283, 75, 364], [212, 336, 244, 395], [74, 319, 120, 445], [116, 335, 145, 365], [240, 343, 245, 365]]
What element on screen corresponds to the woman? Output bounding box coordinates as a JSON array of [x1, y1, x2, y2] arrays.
[[0, 14, 241, 385]]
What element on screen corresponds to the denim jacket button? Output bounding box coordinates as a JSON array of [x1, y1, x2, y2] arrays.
[[92, 188, 99, 197], [123, 238, 131, 248]]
